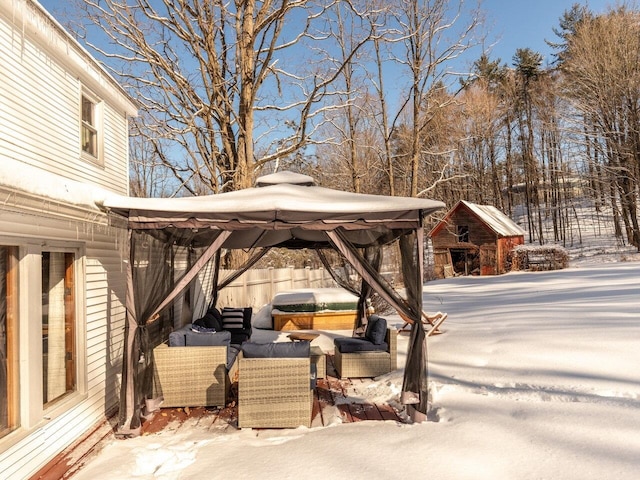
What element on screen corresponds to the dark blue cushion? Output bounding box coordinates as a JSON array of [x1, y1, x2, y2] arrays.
[[230, 331, 251, 346], [241, 341, 310, 359], [184, 330, 231, 347], [168, 330, 186, 347], [194, 307, 223, 331], [334, 337, 388, 353], [365, 315, 387, 345]]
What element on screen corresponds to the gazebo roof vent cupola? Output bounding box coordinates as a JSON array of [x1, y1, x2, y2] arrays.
[[255, 171, 316, 187]]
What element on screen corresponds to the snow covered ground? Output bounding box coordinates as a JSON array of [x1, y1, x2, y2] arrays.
[[72, 246, 640, 479]]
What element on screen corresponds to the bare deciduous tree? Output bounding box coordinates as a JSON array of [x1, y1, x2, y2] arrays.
[[390, 0, 483, 197], [561, 5, 640, 250], [75, 0, 372, 194]]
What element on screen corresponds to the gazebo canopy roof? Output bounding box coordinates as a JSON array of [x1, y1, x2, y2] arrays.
[[104, 172, 446, 435], [99, 172, 445, 248]]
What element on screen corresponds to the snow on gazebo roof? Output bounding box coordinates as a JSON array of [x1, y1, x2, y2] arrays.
[[98, 172, 445, 248]]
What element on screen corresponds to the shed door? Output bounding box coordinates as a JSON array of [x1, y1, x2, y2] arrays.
[[480, 245, 496, 275]]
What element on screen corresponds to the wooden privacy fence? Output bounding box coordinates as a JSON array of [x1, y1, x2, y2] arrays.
[[215, 267, 337, 310]]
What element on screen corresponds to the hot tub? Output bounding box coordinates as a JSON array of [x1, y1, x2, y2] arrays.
[[271, 288, 359, 330]]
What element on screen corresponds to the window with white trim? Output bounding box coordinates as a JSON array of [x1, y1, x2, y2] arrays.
[[81, 91, 103, 165], [42, 251, 76, 406], [0, 239, 85, 444]]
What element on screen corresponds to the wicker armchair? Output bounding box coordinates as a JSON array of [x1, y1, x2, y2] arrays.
[[153, 343, 230, 408], [237, 343, 313, 428], [334, 327, 398, 379]]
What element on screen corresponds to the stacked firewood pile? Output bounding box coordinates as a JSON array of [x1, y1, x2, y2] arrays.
[[511, 245, 569, 271]]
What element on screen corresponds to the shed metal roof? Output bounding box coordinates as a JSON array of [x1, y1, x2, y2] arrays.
[[461, 201, 525, 237], [430, 200, 525, 238]]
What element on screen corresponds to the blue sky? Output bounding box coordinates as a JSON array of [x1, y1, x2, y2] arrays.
[[40, 0, 612, 69], [480, 0, 611, 67]]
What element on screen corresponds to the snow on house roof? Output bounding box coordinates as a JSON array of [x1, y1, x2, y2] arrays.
[[459, 200, 525, 237], [0, 158, 107, 212]]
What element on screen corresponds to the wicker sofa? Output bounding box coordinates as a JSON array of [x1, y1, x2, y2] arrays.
[[152, 305, 253, 408], [236, 341, 314, 428], [153, 340, 232, 408], [333, 315, 398, 379]]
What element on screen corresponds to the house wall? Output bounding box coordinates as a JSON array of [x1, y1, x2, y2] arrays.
[[0, 1, 134, 477], [0, 0, 134, 193], [0, 206, 128, 479]]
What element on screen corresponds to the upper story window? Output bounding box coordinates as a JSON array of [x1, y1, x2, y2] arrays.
[[80, 90, 103, 165]]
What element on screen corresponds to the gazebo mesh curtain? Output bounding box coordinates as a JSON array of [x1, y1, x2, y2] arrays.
[[316, 247, 382, 334], [326, 228, 430, 421], [118, 226, 432, 434], [118, 228, 226, 435], [399, 229, 430, 421]]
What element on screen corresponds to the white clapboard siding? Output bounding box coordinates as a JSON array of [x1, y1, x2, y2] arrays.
[[0, 1, 134, 195], [0, 206, 128, 479], [0, 1, 134, 477]]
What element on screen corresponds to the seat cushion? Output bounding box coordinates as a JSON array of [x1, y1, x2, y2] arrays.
[[365, 315, 387, 345], [184, 329, 231, 347], [334, 336, 388, 353], [227, 345, 241, 370], [194, 307, 223, 331], [241, 341, 310, 359], [167, 324, 192, 346], [168, 330, 186, 347]]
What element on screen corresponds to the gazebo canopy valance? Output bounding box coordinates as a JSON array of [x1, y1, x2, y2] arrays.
[[100, 171, 444, 249], [98, 172, 445, 435]]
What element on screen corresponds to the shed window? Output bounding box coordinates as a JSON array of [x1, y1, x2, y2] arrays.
[[457, 225, 469, 243]]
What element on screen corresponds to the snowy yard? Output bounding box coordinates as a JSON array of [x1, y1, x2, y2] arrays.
[[73, 259, 640, 480]]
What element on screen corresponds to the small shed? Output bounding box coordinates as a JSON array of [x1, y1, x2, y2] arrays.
[[429, 200, 525, 277]]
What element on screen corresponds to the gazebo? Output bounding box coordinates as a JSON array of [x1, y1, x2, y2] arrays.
[[98, 171, 445, 435]]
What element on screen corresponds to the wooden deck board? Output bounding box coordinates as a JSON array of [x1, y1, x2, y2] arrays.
[[376, 403, 403, 422], [362, 402, 384, 421]]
